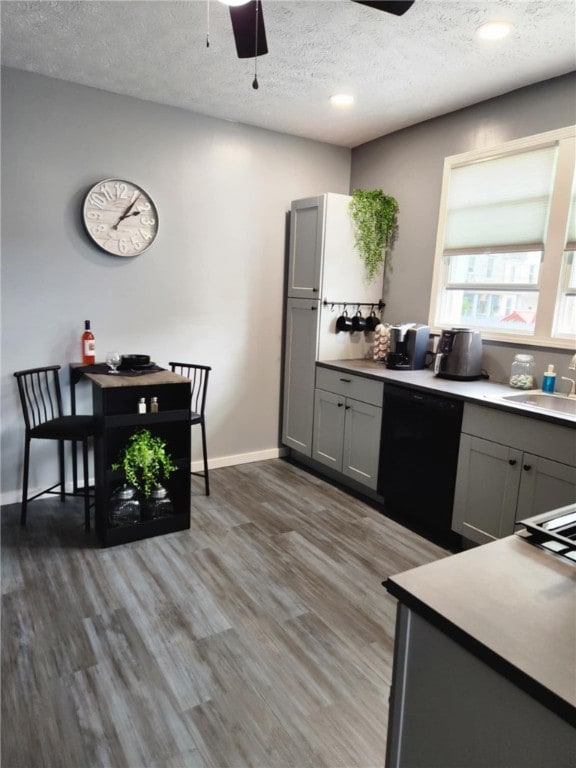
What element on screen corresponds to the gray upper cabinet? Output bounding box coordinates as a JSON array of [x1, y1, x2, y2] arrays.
[[287, 196, 325, 299]]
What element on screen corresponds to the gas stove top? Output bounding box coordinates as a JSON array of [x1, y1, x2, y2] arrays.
[[517, 503, 576, 563]]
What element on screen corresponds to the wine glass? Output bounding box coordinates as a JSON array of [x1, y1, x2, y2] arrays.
[[106, 351, 121, 374]]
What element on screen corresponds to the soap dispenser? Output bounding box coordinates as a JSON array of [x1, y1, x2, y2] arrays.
[[542, 364, 556, 393]]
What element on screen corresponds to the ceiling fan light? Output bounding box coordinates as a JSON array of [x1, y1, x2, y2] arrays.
[[330, 94, 355, 108], [476, 20, 513, 41]]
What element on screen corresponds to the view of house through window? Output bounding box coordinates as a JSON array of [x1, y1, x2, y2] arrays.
[[429, 126, 576, 347]]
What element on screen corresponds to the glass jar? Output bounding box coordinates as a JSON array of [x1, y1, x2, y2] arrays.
[[144, 485, 174, 520], [509, 354, 535, 389], [109, 484, 141, 526]]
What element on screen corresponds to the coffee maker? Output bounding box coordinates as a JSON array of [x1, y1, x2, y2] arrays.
[[386, 323, 430, 370]]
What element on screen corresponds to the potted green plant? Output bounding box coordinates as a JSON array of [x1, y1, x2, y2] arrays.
[[111, 428, 177, 499], [349, 189, 399, 283]]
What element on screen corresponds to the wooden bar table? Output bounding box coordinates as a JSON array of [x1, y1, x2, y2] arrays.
[[71, 364, 191, 547]]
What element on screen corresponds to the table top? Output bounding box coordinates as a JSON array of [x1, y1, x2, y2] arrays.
[[70, 363, 190, 388]]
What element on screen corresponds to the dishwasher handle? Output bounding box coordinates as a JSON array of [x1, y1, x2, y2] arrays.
[[385, 384, 461, 413]]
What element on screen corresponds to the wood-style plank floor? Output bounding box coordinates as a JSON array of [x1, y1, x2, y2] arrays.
[[1, 458, 448, 768]]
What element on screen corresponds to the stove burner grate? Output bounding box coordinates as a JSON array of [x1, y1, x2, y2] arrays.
[[516, 504, 576, 564]]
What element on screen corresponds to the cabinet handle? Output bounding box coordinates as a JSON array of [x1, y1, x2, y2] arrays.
[[337, 402, 344, 408], [339, 378, 352, 383], [345, 405, 351, 410], [523, 464, 532, 472], [312, 287, 319, 292], [508, 459, 517, 466], [310, 306, 317, 311]]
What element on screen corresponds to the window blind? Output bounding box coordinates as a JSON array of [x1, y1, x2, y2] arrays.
[[443, 144, 558, 254]]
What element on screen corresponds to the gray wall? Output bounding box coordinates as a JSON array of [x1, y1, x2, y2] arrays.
[[1, 67, 351, 504], [2, 67, 574, 505], [351, 73, 576, 383]]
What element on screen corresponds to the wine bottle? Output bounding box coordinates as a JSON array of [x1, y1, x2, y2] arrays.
[[82, 320, 95, 364]]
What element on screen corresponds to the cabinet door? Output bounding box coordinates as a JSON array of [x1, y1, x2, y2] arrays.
[[312, 388, 345, 471], [516, 454, 576, 521], [452, 435, 522, 545], [342, 399, 382, 490], [282, 298, 319, 456], [287, 196, 325, 298]]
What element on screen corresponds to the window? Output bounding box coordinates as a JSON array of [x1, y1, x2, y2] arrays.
[[429, 126, 576, 348]]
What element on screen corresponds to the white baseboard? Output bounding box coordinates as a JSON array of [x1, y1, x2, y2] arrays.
[[192, 446, 288, 472], [1, 448, 289, 507]]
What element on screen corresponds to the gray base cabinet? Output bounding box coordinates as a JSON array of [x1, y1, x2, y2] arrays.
[[452, 404, 576, 544], [312, 368, 383, 490], [386, 604, 576, 768]]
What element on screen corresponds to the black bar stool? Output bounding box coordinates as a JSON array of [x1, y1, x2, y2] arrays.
[[13, 365, 96, 530], [168, 362, 211, 495]]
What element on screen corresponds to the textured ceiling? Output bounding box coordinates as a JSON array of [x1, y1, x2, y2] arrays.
[[2, 0, 575, 147]]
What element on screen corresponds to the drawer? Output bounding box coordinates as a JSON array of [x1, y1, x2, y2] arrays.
[[462, 403, 576, 467], [316, 366, 383, 406]]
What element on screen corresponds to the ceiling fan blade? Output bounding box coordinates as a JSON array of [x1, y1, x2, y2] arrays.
[[229, 0, 268, 59], [351, 0, 415, 16]]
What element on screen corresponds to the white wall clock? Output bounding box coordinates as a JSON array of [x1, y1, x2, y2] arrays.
[[82, 178, 159, 257]]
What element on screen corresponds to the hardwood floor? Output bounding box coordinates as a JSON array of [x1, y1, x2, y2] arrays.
[[2, 458, 448, 768]]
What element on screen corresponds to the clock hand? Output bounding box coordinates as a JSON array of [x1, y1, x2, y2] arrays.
[[112, 195, 141, 229]]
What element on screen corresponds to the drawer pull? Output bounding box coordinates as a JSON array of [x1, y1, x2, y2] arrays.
[[508, 459, 517, 466], [339, 378, 352, 383], [337, 402, 344, 408], [523, 464, 532, 472], [345, 405, 351, 410]]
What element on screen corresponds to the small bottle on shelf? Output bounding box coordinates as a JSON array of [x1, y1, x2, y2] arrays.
[[542, 364, 556, 393], [81, 320, 95, 364], [150, 397, 159, 413], [138, 397, 147, 414]]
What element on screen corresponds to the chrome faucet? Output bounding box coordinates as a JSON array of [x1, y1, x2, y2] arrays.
[[560, 354, 576, 397]]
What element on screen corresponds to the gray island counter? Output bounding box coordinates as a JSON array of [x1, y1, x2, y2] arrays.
[[384, 534, 576, 767]]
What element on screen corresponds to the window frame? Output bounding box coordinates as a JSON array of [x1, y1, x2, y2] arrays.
[[428, 125, 576, 349]]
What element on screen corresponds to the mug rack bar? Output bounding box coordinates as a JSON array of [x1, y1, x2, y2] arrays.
[[323, 299, 385, 310]]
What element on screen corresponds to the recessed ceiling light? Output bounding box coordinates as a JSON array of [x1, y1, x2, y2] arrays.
[[330, 94, 355, 108], [476, 20, 513, 41], [218, 0, 250, 6]]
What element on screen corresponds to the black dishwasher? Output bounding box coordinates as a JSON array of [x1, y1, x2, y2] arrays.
[[378, 383, 463, 547]]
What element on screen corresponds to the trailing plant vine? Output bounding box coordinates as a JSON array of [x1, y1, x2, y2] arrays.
[[112, 428, 177, 497], [349, 189, 399, 283]]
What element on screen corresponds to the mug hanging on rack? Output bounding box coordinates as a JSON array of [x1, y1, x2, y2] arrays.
[[365, 308, 380, 332], [352, 310, 366, 332], [336, 310, 353, 332]]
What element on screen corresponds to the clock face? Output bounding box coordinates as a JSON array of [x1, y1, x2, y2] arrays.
[[82, 179, 159, 257]]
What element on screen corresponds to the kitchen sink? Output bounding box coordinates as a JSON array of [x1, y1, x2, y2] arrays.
[[503, 391, 576, 416]]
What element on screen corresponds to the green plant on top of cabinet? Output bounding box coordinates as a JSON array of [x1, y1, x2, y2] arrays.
[[349, 189, 399, 283]]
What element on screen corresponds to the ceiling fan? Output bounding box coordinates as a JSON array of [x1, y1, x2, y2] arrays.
[[224, 0, 416, 60]]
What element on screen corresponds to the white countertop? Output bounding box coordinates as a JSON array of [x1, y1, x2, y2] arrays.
[[385, 535, 576, 718], [317, 359, 576, 427]]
